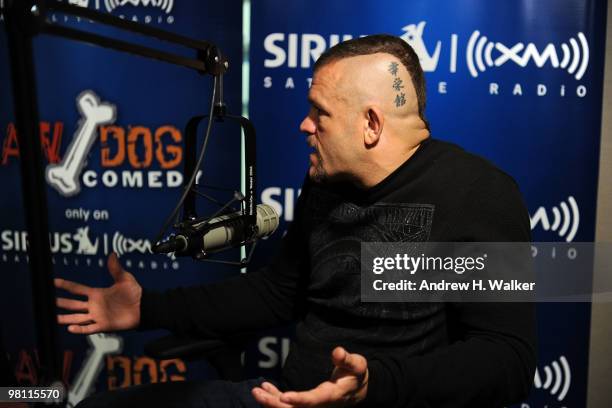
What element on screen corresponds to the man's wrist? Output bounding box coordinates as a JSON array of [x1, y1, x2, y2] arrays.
[[137, 289, 166, 331], [361, 359, 397, 407]]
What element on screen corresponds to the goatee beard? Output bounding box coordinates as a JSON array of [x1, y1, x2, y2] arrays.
[[311, 152, 327, 183]]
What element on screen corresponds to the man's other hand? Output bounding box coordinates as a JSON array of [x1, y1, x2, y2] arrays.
[[252, 347, 368, 408], [54, 252, 142, 334]]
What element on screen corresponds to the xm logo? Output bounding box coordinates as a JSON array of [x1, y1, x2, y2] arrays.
[[530, 196, 580, 242], [534, 356, 571, 402], [112, 231, 152, 256], [467, 30, 589, 80]]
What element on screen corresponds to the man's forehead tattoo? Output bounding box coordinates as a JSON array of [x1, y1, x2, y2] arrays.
[[388, 61, 406, 108], [392, 77, 404, 92], [395, 93, 406, 107], [388, 62, 399, 76]]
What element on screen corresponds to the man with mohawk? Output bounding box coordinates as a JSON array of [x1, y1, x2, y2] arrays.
[[56, 35, 536, 408]]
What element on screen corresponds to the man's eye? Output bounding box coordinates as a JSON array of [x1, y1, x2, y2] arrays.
[[310, 104, 326, 118]]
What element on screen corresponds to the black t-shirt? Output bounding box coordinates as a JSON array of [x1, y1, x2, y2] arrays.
[[140, 137, 537, 407]]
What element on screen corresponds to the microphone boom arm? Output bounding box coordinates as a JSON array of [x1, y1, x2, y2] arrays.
[[13, 0, 228, 75]]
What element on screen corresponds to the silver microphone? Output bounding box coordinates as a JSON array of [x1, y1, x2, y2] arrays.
[[152, 204, 279, 255]]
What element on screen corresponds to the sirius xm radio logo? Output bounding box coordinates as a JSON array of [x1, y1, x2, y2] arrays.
[[530, 196, 580, 242], [262, 21, 591, 97], [0, 228, 156, 257], [1, 227, 178, 268]]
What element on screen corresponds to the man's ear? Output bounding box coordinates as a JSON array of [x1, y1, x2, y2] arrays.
[[364, 107, 384, 146]]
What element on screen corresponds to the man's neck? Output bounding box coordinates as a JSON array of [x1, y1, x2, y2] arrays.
[[354, 132, 429, 189]]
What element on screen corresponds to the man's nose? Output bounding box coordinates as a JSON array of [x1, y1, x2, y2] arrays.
[[300, 114, 315, 135]]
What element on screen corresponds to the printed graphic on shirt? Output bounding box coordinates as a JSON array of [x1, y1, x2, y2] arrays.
[[302, 186, 441, 337]]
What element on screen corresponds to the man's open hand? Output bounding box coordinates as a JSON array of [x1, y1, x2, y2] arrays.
[[54, 252, 142, 334], [252, 347, 368, 408]]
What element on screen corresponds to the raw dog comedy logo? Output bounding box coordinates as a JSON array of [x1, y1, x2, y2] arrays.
[[1, 90, 194, 196]]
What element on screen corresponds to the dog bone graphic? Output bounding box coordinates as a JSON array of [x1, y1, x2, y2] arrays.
[[46, 91, 115, 196], [66, 333, 123, 407]]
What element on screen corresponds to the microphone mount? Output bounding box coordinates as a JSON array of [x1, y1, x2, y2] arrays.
[[151, 65, 259, 263]]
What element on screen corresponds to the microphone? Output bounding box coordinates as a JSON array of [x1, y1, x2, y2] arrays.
[[152, 204, 279, 256]]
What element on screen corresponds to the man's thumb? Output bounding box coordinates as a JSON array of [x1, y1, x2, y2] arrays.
[[332, 347, 367, 375], [108, 252, 124, 282]]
